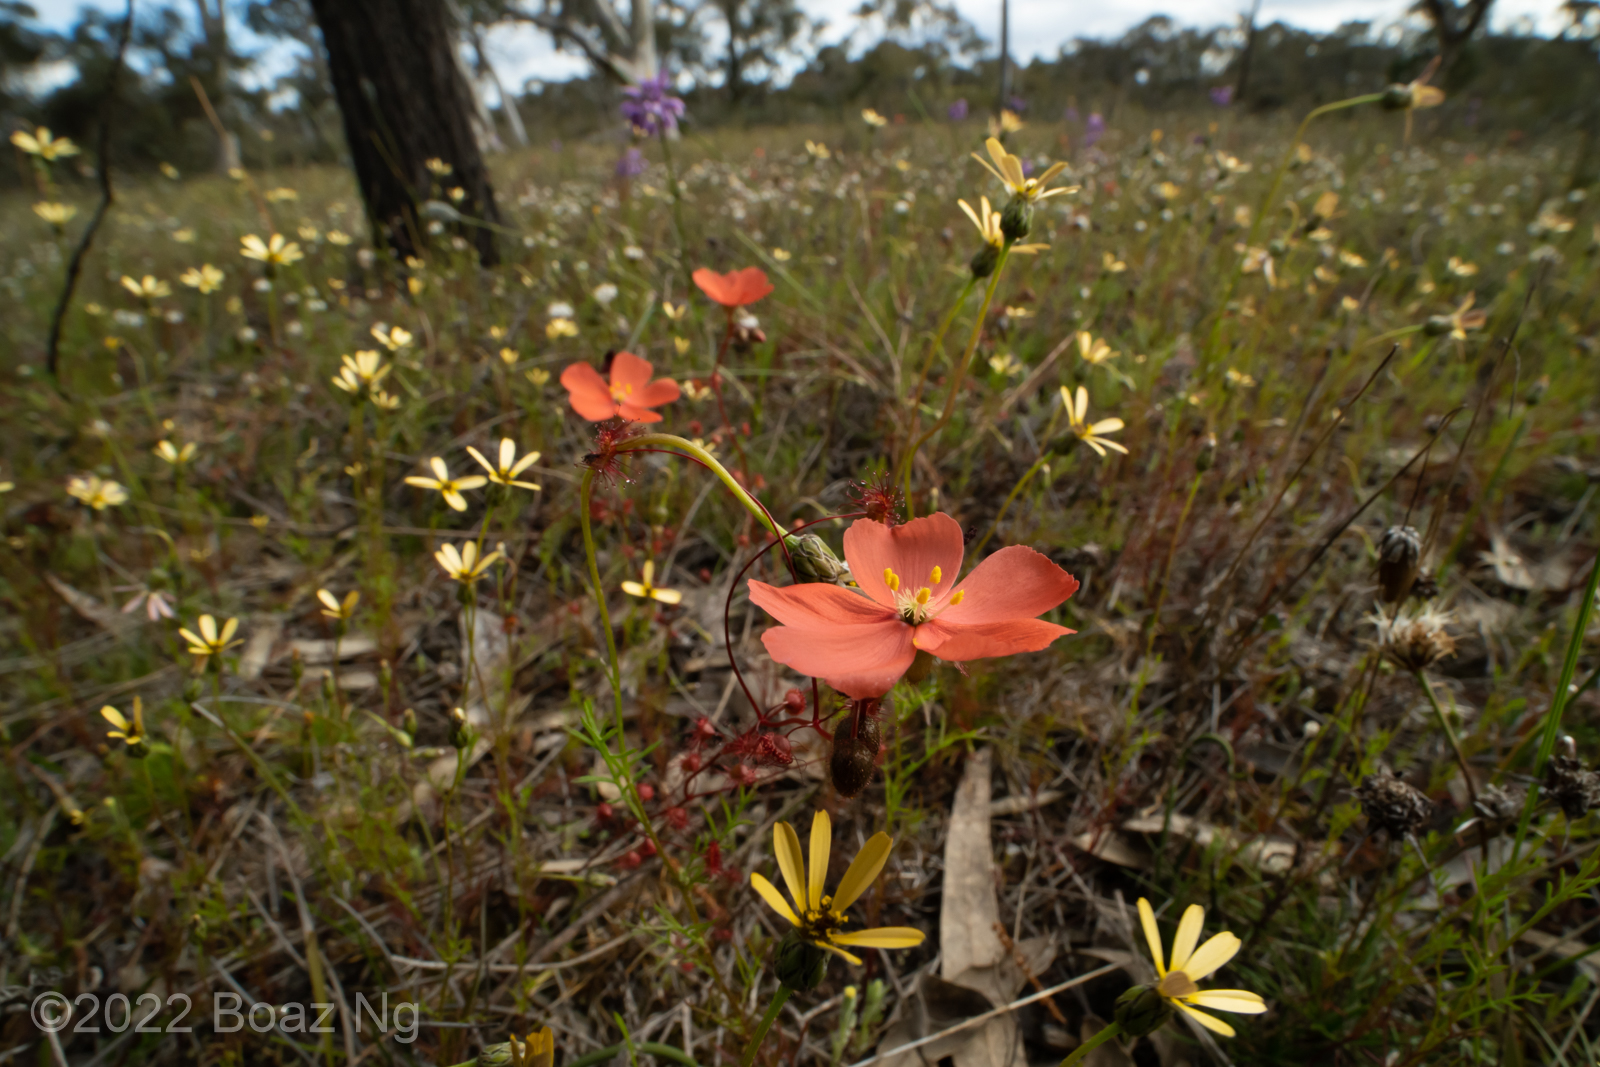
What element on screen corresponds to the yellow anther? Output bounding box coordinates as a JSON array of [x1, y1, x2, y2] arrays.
[[950, 590, 965, 606], [930, 566, 942, 584], [884, 568, 899, 590], [915, 587, 932, 606]]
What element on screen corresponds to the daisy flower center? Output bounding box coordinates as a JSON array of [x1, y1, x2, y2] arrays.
[[883, 566, 964, 624]]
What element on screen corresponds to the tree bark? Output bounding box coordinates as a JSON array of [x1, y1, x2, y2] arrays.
[[306, 0, 502, 266]]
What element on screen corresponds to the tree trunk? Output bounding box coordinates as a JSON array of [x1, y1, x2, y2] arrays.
[[723, 0, 742, 104], [631, 0, 657, 79], [306, 0, 502, 266], [1233, 0, 1261, 103], [996, 0, 1009, 115]]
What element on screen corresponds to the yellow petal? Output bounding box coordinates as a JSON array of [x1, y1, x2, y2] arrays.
[[531, 1026, 555, 1067], [830, 926, 925, 949], [773, 821, 807, 913], [1169, 905, 1205, 973], [1187, 989, 1266, 1014], [429, 456, 449, 480], [1180, 931, 1241, 982], [101, 706, 129, 730], [984, 137, 1009, 174], [1138, 898, 1167, 978], [466, 445, 493, 474], [1036, 161, 1068, 185], [443, 490, 468, 511], [1091, 437, 1130, 456], [808, 809, 832, 911], [219, 617, 239, 645], [456, 476, 488, 490], [199, 615, 218, 644], [970, 153, 1008, 187], [1175, 1000, 1236, 1037], [1088, 417, 1125, 435], [178, 628, 204, 648], [751, 873, 800, 926], [832, 832, 892, 913], [621, 581, 647, 598], [404, 476, 440, 490], [816, 941, 863, 966], [651, 588, 683, 605], [957, 199, 983, 233]]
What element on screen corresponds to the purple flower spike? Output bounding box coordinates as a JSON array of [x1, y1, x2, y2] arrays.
[[948, 98, 969, 121], [1210, 85, 1235, 107], [1084, 112, 1105, 148], [621, 72, 687, 137], [616, 147, 646, 178]]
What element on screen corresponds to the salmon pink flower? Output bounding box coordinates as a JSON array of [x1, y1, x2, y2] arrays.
[[561, 351, 680, 423], [692, 266, 774, 309], [748, 512, 1079, 698]]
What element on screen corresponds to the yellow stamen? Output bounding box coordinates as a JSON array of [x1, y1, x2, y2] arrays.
[[950, 591, 965, 606], [915, 587, 931, 606], [884, 568, 899, 591], [930, 566, 941, 584]]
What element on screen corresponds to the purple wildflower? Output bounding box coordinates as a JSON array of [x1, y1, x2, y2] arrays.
[[948, 98, 969, 121], [1210, 85, 1234, 107], [1006, 95, 1027, 114], [1064, 105, 1080, 123], [615, 147, 646, 178], [1084, 112, 1105, 148], [620, 73, 687, 137]]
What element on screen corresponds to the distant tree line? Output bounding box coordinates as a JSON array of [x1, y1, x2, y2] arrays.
[[0, 0, 1595, 186]]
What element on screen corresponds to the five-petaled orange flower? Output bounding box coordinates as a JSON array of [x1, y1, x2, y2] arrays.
[[692, 266, 774, 309], [748, 512, 1080, 698], [561, 352, 680, 423]]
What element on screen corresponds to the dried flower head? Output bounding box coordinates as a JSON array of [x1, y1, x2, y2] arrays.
[[1544, 754, 1600, 820], [1355, 769, 1433, 840], [1371, 606, 1456, 671]]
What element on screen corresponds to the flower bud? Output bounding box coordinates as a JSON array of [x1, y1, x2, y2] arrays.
[[401, 706, 419, 739], [1195, 432, 1217, 472], [124, 736, 150, 760], [830, 704, 882, 799], [775, 929, 830, 992], [969, 243, 1001, 279], [1423, 315, 1453, 337], [1113, 984, 1173, 1039], [1381, 84, 1415, 110], [1000, 196, 1033, 242], [1376, 525, 1421, 603], [790, 533, 850, 584], [476, 1042, 514, 1067], [449, 706, 472, 749]]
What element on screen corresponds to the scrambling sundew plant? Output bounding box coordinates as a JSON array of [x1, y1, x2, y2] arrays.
[[2, 65, 1599, 1067]]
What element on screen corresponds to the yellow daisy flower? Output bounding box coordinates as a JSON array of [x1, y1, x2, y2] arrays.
[[620, 561, 682, 605], [405, 457, 486, 511], [66, 473, 129, 510], [1137, 898, 1266, 1037], [433, 542, 503, 584], [180, 264, 225, 293], [971, 137, 1076, 204], [240, 233, 304, 266], [101, 697, 148, 757], [11, 126, 79, 160], [179, 614, 242, 660], [955, 196, 1047, 254], [1061, 386, 1128, 457], [466, 438, 541, 492], [751, 809, 925, 966], [317, 588, 360, 620]]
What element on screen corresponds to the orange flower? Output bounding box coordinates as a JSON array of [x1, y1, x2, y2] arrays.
[[561, 352, 680, 423], [692, 266, 774, 309]]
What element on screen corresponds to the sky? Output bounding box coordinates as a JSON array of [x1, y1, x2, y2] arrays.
[[24, 0, 1573, 94]]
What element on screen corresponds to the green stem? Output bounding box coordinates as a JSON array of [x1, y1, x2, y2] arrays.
[[1201, 92, 1385, 372], [900, 275, 979, 507], [657, 128, 689, 255], [578, 469, 625, 725], [619, 433, 788, 546], [1534, 549, 1600, 771], [903, 245, 1012, 513], [1143, 469, 1205, 659], [741, 986, 792, 1067], [1413, 667, 1478, 807], [1059, 1021, 1122, 1066]]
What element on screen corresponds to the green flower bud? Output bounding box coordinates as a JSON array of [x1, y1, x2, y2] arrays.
[[1113, 984, 1173, 1039], [1423, 315, 1452, 337], [775, 929, 830, 992], [476, 1042, 514, 1067], [999, 196, 1033, 242], [402, 706, 419, 740], [1381, 84, 1413, 111], [124, 737, 150, 760], [969, 243, 1001, 279], [790, 533, 850, 584], [449, 706, 473, 750]]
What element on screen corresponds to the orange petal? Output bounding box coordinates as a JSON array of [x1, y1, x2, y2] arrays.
[[759, 618, 916, 699], [560, 362, 618, 421], [938, 545, 1079, 626], [843, 513, 965, 610], [913, 618, 1074, 661]]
